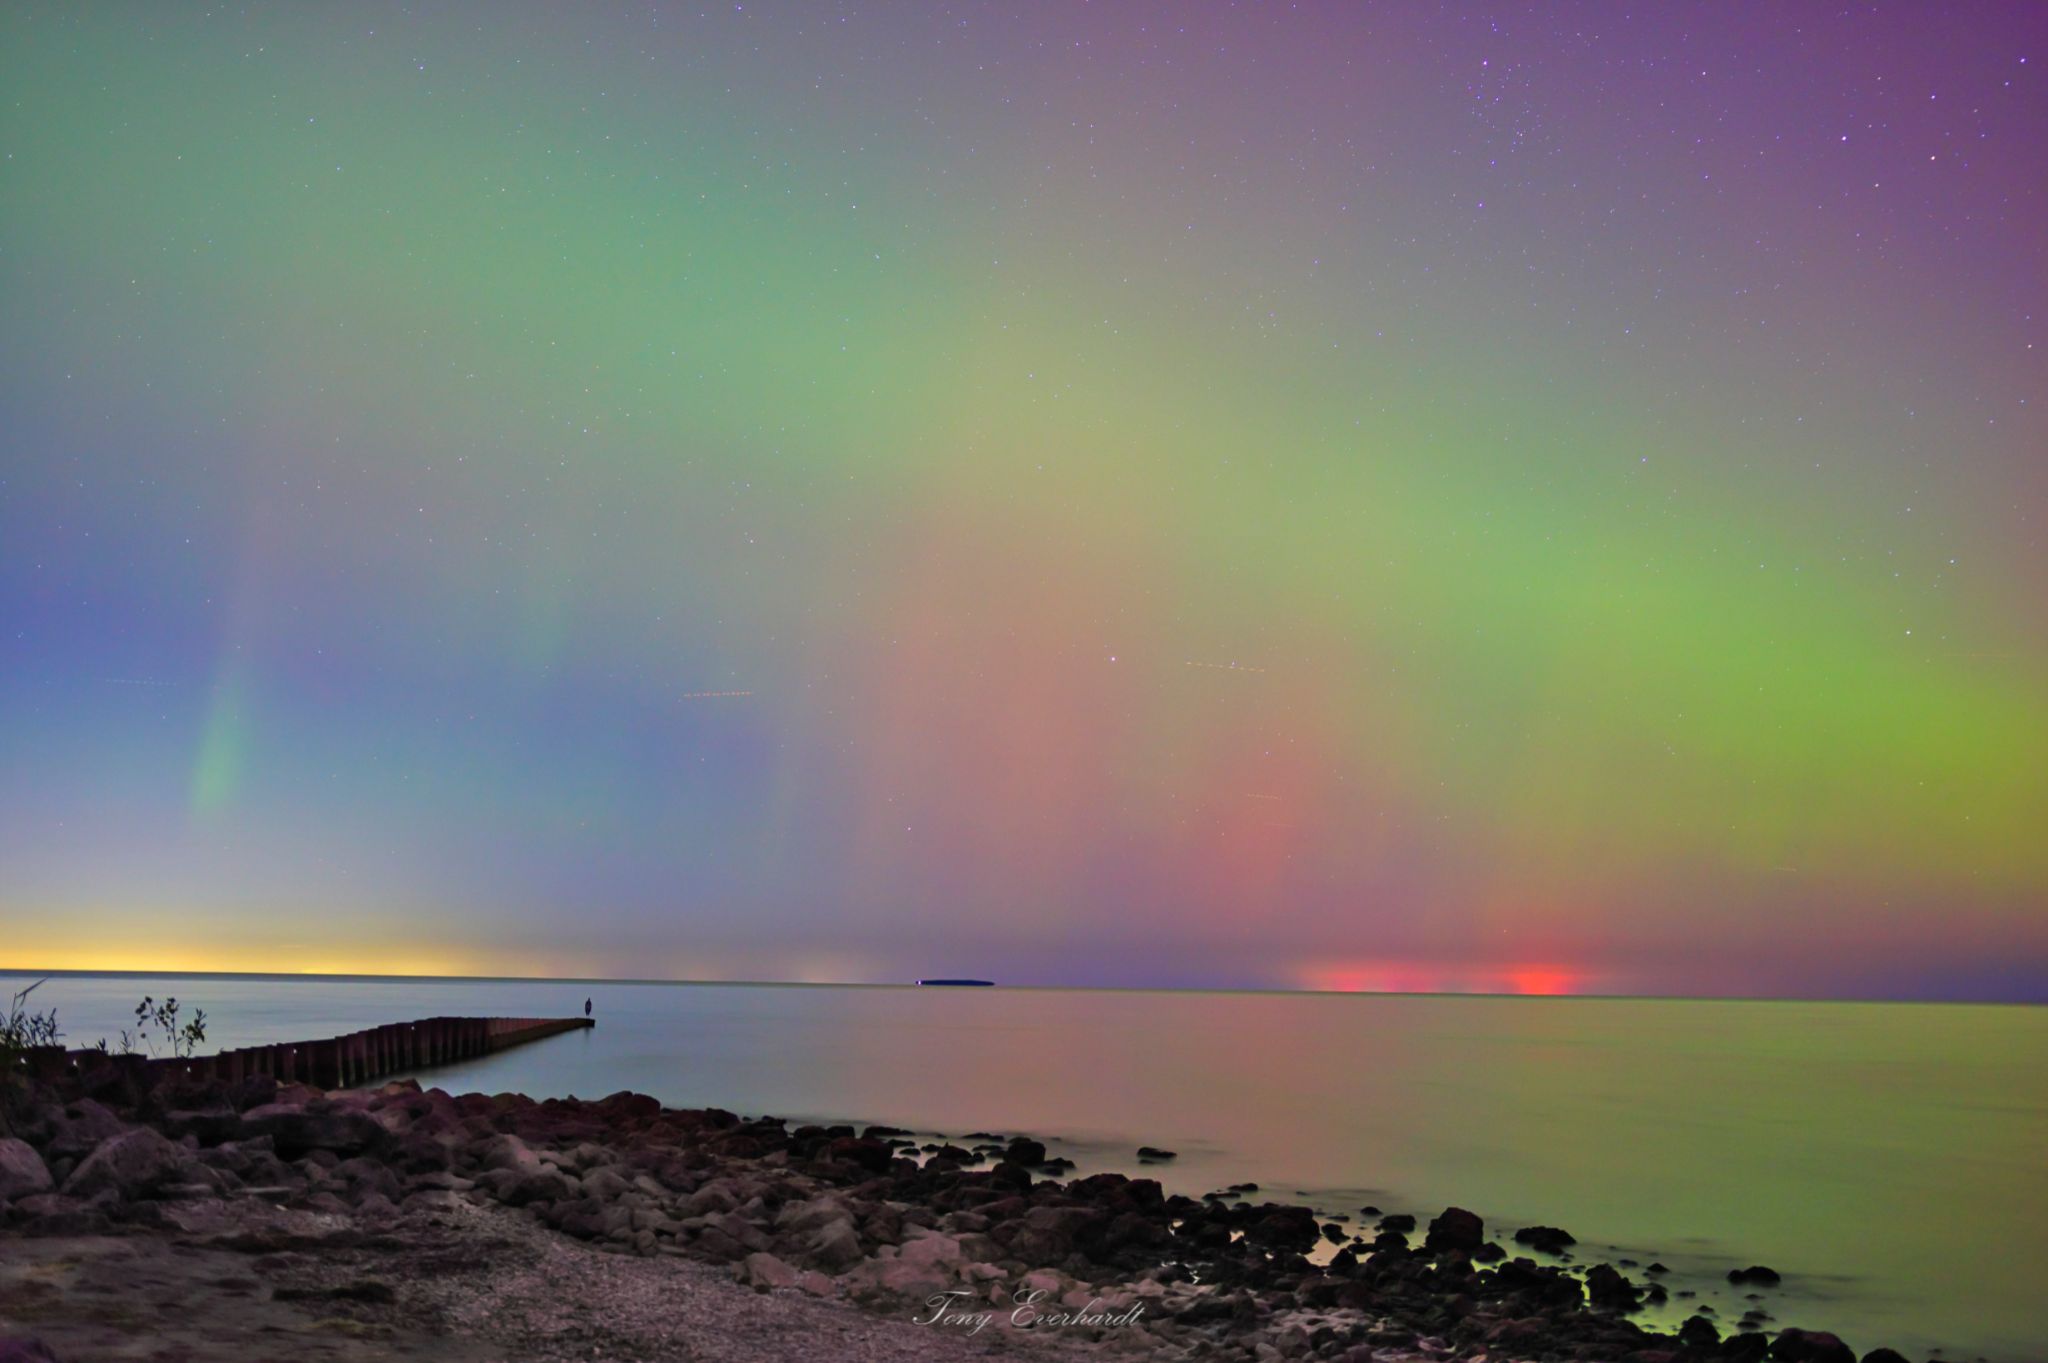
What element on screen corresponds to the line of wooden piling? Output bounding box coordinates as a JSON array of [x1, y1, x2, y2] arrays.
[[23, 1015, 592, 1090]]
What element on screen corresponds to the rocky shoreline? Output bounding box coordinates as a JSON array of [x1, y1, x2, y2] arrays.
[[0, 1069, 1913, 1363]]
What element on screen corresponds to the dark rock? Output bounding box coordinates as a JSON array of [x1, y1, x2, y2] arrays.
[[1000, 1138, 1047, 1166], [243, 1105, 390, 1160], [1513, 1224, 1577, 1254], [1483, 1257, 1584, 1308], [1424, 1206, 1484, 1253], [824, 1136, 894, 1174], [493, 1167, 579, 1206], [45, 1100, 126, 1162], [1584, 1262, 1642, 1310], [1004, 1203, 1106, 1263], [807, 1218, 863, 1269], [226, 1074, 278, 1111], [1098, 1209, 1173, 1261], [1135, 1146, 1177, 1160], [1376, 1212, 1416, 1233], [1471, 1241, 1504, 1263], [1857, 1351, 1909, 1363], [596, 1092, 663, 1122], [1727, 1264, 1782, 1286], [1244, 1204, 1320, 1253], [1769, 1329, 1855, 1363], [549, 1198, 610, 1241], [1720, 1333, 1770, 1361], [62, 1128, 193, 1201], [0, 1335, 60, 1363], [1678, 1315, 1720, 1348], [0, 1139, 54, 1201], [160, 1108, 242, 1145]]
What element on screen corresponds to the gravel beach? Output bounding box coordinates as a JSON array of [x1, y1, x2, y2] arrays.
[[0, 1067, 1901, 1363]]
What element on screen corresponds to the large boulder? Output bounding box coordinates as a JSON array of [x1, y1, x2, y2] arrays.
[[1244, 1204, 1320, 1253], [1424, 1206, 1485, 1253], [896, 1229, 965, 1270], [824, 1136, 894, 1173], [475, 1165, 576, 1207], [1000, 1204, 1104, 1264], [0, 1139, 54, 1201], [1583, 1262, 1641, 1310], [682, 1180, 740, 1217], [1677, 1315, 1720, 1348], [474, 1133, 542, 1173], [240, 1103, 389, 1159], [46, 1100, 126, 1161], [1001, 1138, 1048, 1167], [807, 1218, 863, 1270], [579, 1166, 632, 1201], [63, 1128, 194, 1201]]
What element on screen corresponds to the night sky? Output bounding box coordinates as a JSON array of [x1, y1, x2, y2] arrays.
[[3, 5, 2043, 998]]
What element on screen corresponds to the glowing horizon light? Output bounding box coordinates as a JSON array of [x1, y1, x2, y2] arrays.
[[1298, 960, 1595, 997]]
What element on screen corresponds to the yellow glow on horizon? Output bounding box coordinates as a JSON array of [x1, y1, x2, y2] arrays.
[[0, 929, 498, 979]]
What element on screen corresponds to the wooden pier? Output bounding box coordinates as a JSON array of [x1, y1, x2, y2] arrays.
[[25, 1016, 593, 1091]]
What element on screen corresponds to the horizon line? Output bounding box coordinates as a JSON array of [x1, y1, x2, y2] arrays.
[[1, 965, 2038, 1007]]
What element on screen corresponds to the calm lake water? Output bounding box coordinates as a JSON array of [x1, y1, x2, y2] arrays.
[[12, 973, 2045, 1361]]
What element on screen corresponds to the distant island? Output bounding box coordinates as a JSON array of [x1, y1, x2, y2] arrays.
[[915, 978, 994, 986]]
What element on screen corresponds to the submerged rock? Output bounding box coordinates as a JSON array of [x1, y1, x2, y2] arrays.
[[1769, 1328, 1856, 1363], [1513, 1223, 1577, 1254], [1728, 1264, 1783, 1286]]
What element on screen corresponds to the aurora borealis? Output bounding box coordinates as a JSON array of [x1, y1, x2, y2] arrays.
[[2, 4, 2043, 998]]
